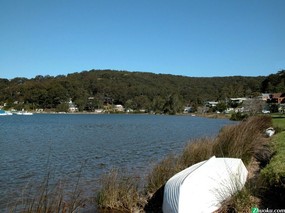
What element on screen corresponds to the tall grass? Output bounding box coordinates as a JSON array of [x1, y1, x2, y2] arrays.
[[8, 159, 87, 213], [9, 177, 86, 213], [217, 182, 259, 213], [145, 154, 181, 195], [179, 137, 215, 168], [213, 116, 272, 165], [96, 169, 141, 212]]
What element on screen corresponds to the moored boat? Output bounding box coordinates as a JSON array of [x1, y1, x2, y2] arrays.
[[0, 110, 13, 116], [15, 111, 33, 115]]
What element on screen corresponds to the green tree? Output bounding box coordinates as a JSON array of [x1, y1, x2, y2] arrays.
[[163, 94, 184, 115], [56, 103, 69, 112], [215, 102, 227, 113]]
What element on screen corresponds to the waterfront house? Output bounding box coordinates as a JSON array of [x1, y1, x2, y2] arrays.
[[114, 104, 124, 112]]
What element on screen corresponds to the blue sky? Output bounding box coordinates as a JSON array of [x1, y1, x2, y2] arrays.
[[1, 0, 284, 79]]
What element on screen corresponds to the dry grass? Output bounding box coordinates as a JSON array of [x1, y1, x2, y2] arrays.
[[8, 159, 87, 213], [179, 137, 215, 168], [213, 116, 272, 165], [96, 169, 141, 212], [217, 183, 259, 213], [9, 177, 86, 213]]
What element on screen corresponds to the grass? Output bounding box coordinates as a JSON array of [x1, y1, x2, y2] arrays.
[[272, 114, 285, 132], [145, 154, 181, 195], [255, 117, 285, 208], [213, 116, 273, 166], [96, 169, 141, 212], [260, 131, 285, 187], [9, 176, 86, 213], [8, 160, 87, 213], [218, 182, 259, 213], [179, 137, 215, 168]]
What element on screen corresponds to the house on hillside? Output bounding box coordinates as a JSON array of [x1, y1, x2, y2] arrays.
[[268, 93, 285, 104], [260, 93, 270, 101], [230, 98, 248, 105], [68, 99, 78, 112], [114, 104, 124, 112], [205, 101, 218, 107], [183, 106, 192, 113]]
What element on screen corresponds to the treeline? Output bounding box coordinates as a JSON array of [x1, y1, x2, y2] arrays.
[[0, 69, 282, 113]]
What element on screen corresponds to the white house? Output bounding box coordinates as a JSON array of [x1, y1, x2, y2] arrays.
[[114, 104, 124, 112], [68, 99, 78, 112]]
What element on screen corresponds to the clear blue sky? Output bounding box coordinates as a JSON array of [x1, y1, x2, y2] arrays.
[[1, 0, 284, 79]]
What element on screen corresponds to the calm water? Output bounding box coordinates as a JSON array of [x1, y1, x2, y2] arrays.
[[0, 114, 235, 210]]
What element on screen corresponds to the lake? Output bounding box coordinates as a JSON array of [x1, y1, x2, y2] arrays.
[[0, 114, 235, 211]]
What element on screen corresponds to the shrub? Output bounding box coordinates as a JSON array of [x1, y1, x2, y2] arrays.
[[230, 112, 248, 121]]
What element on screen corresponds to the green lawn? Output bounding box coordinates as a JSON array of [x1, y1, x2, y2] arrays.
[[261, 126, 285, 186], [272, 115, 285, 130]]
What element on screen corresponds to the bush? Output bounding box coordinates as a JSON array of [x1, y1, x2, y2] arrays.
[[230, 112, 248, 121]]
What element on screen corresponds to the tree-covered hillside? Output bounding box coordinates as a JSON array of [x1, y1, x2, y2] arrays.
[[0, 70, 267, 113], [261, 70, 285, 93]]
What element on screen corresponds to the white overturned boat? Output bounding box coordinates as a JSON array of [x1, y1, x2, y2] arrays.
[[265, 127, 275, 137], [163, 156, 248, 213]]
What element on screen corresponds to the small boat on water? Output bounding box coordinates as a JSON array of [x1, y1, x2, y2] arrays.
[[163, 156, 248, 213], [0, 110, 13, 116]]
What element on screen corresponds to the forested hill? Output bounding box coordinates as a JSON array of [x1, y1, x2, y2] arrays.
[[261, 70, 285, 93], [0, 69, 269, 112]]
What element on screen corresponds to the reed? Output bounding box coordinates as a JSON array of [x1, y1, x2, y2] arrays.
[[179, 137, 214, 168], [217, 182, 259, 213], [96, 168, 141, 212], [9, 179, 85, 213], [8, 160, 87, 213], [145, 154, 181, 195], [213, 116, 272, 165]]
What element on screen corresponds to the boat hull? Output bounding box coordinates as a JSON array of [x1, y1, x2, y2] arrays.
[[162, 156, 248, 213]]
